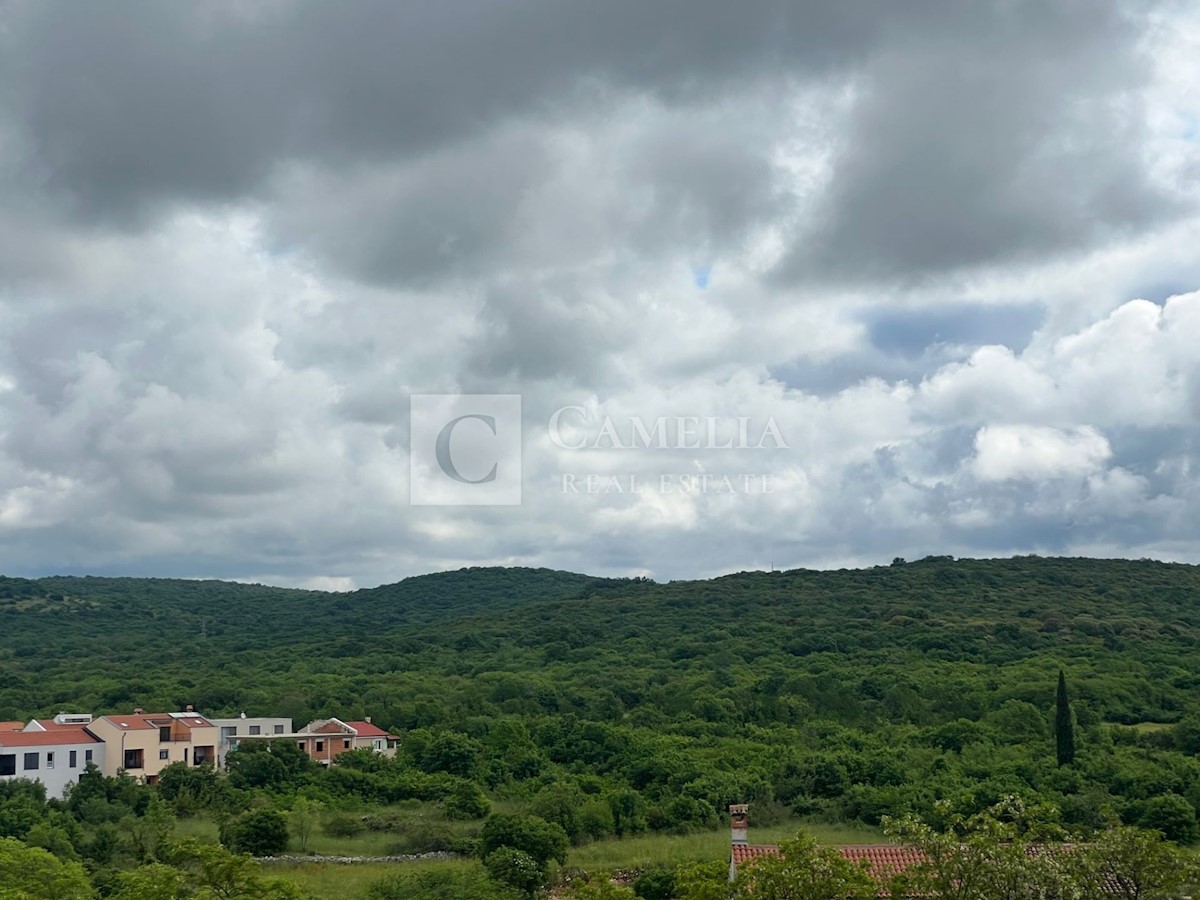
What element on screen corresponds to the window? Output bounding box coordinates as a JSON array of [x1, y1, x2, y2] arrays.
[[159, 726, 172, 742], [46, 752, 55, 769], [343, 739, 351, 749], [23, 752, 39, 771], [297, 741, 304, 749], [273, 724, 284, 734], [249, 725, 261, 735], [124, 749, 144, 770], [315, 741, 324, 752], [159, 750, 169, 760], [69, 750, 77, 768], [184, 749, 189, 764], [0, 754, 15, 776], [220, 726, 236, 741], [85, 749, 93, 764]]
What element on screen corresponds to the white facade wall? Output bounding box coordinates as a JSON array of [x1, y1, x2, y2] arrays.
[[208, 717, 293, 767], [0, 740, 105, 799]]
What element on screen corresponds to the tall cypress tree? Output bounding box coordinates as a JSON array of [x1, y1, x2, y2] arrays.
[[1055, 669, 1075, 767]]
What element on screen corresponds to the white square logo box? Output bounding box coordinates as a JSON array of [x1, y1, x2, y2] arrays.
[[410, 394, 523, 506]]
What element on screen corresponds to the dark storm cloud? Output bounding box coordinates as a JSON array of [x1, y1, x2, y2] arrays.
[[7, 0, 1173, 283], [1, 0, 1198, 586], [2, 0, 884, 217], [778, 1, 1179, 280]]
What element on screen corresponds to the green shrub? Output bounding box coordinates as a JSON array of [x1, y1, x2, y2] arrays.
[[324, 813, 367, 837], [445, 781, 492, 820], [219, 808, 289, 856]]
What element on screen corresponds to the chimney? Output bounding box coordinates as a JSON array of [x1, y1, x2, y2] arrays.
[[365, 716, 372, 724], [134, 707, 144, 715], [730, 804, 749, 846], [186, 705, 194, 712]]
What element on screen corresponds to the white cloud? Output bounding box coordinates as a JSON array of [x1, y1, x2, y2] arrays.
[[971, 425, 1112, 483], [1, 2, 1199, 582]]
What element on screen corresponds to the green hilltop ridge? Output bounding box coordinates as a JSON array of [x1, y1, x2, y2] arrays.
[[6, 555, 1200, 850], [3, 556, 1200, 725]]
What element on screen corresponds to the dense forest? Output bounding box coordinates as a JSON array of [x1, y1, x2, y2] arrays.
[[4, 556, 1200, 896]]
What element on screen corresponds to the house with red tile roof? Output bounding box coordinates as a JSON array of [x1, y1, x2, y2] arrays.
[[728, 802, 928, 885], [0, 713, 105, 798], [730, 840, 926, 884], [232, 716, 399, 766], [727, 805, 1128, 895]]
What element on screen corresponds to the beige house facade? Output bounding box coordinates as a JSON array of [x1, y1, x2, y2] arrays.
[[87, 709, 218, 783]]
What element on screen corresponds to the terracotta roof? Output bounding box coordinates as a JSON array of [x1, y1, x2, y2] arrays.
[[346, 721, 392, 738], [837, 845, 927, 878], [35, 719, 91, 731], [731, 845, 780, 865], [100, 715, 156, 731], [0, 727, 100, 747], [0, 722, 23, 732], [732, 843, 925, 878], [733, 843, 1124, 892], [100, 713, 213, 730]]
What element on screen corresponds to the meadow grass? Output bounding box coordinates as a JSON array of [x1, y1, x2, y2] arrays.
[[177, 806, 882, 896], [175, 802, 480, 856], [566, 820, 883, 871], [266, 858, 472, 896]]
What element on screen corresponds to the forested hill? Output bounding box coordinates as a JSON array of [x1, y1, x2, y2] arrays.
[[0, 566, 608, 650], [3, 555, 1200, 730]]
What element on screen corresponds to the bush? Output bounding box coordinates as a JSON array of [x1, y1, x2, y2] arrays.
[[445, 781, 492, 820], [632, 870, 676, 900], [324, 813, 367, 837], [1140, 794, 1199, 844], [484, 847, 543, 896], [387, 822, 460, 854], [219, 808, 290, 856], [480, 814, 569, 869]]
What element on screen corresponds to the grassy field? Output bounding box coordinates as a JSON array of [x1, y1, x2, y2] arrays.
[[267, 858, 472, 896], [178, 808, 883, 897], [565, 820, 883, 871]]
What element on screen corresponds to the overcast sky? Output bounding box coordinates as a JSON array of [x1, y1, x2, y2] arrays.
[[1, 1, 1199, 589]]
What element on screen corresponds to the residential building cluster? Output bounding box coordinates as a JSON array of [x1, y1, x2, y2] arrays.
[[0, 707, 399, 798]]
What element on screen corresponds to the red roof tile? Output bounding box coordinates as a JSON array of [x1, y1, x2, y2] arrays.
[[0, 727, 100, 747], [346, 721, 392, 738], [733, 842, 1124, 893], [99, 713, 213, 730], [732, 844, 925, 878], [838, 845, 927, 877], [731, 845, 780, 865]]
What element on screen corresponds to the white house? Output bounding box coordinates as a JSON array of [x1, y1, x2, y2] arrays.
[[0, 713, 105, 799], [206, 714, 293, 767]]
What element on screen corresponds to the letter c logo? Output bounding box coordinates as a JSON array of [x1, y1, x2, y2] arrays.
[[435, 414, 499, 484]]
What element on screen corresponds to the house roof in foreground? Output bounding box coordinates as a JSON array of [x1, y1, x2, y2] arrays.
[[733, 843, 1124, 892], [732, 844, 925, 879]]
